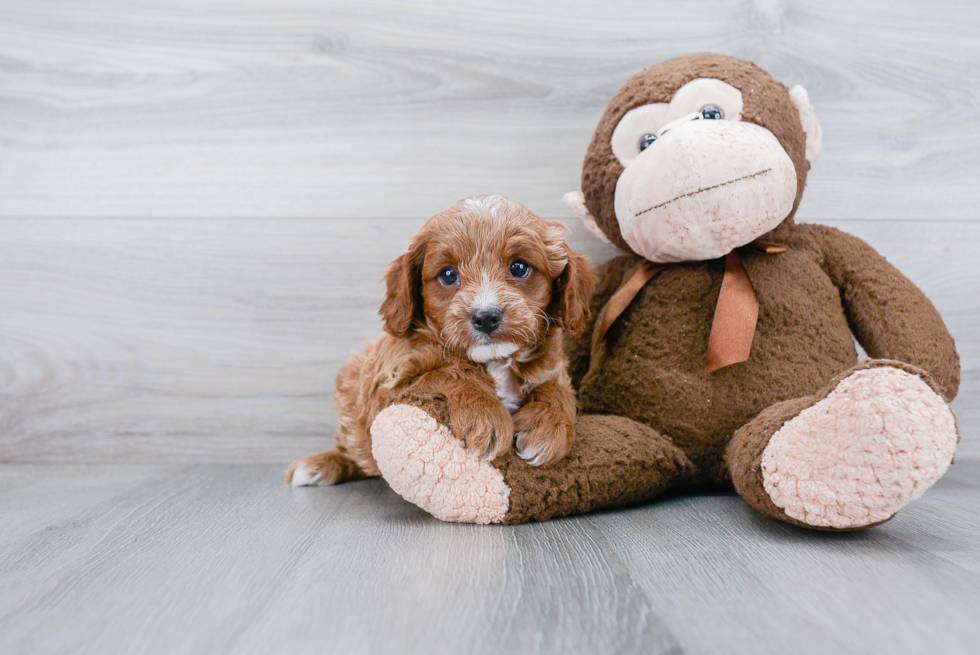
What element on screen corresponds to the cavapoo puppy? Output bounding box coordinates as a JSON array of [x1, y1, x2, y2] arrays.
[[286, 195, 596, 487]]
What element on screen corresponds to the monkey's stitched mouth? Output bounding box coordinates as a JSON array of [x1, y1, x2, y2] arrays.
[[635, 168, 772, 217]]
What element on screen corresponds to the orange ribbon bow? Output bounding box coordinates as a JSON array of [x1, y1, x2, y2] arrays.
[[590, 241, 786, 374]]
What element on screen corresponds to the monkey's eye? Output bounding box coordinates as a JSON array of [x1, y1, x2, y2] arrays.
[[509, 260, 531, 279], [638, 133, 658, 151], [438, 267, 458, 286], [701, 105, 724, 120]]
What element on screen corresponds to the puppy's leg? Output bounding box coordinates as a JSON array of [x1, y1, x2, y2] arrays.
[[513, 375, 577, 467], [287, 345, 380, 487], [409, 368, 514, 461], [286, 447, 371, 487]]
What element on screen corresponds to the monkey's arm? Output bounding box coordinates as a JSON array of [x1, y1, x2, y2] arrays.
[[565, 254, 641, 390], [804, 224, 960, 400]]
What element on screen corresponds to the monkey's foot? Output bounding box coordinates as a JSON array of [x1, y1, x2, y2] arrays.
[[371, 404, 511, 524], [757, 363, 957, 529]]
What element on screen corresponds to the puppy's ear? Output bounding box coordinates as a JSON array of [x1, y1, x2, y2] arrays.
[[552, 249, 597, 338], [380, 244, 423, 337]]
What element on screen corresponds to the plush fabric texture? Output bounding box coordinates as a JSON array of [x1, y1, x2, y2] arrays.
[[374, 394, 697, 525], [583, 53, 810, 253], [609, 78, 745, 167], [568, 222, 960, 488], [761, 365, 957, 528], [788, 85, 822, 162], [494, 414, 696, 524], [562, 191, 613, 245], [615, 120, 798, 262], [726, 360, 958, 530], [372, 402, 510, 525], [368, 53, 961, 530]]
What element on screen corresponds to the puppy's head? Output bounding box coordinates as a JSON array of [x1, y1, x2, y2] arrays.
[[380, 195, 596, 362]]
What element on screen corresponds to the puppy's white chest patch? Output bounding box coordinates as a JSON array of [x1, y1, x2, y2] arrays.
[[485, 360, 524, 414]]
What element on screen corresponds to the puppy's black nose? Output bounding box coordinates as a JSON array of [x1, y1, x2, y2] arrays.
[[471, 307, 503, 335]]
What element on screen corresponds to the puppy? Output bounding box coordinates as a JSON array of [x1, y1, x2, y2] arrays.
[[286, 195, 596, 487]]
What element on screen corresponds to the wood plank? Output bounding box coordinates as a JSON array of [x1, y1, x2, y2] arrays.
[[0, 217, 975, 462], [1, 462, 978, 654], [0, 463, 187, 544], [0, 0, 978, 220], [0, 463, 679, 655], [592, 460, 980, 655]]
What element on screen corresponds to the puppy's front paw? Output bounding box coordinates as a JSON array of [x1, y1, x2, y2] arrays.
[[450, 399, 514, 461], [513, 402, 573, 467]]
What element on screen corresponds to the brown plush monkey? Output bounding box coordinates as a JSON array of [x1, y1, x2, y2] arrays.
[[369, 53, 960, 529]]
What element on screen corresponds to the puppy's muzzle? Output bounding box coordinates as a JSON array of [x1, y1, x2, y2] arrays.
[[471, 307, 503, 335]]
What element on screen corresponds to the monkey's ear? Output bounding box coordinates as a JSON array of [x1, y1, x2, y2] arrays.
[[789, 85, 823, 163], [563, 191, 613, 246], [379, 251, 421, 337]]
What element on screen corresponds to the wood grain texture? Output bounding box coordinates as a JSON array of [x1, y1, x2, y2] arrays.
[[2, 3, 978, 653], [0, 463, 680, 655], [1, 461, 978, 654], [594, 458, 980, 654], [0, 0, 978, 219], [0, 218, 975, 463]]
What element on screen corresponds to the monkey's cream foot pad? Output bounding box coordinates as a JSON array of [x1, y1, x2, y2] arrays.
[[371, 405, 510, 524], [761, 366, 958, 529]]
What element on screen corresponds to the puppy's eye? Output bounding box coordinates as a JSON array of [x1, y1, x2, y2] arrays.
[[638, 133, 658, 151], [438, 267, 458, 286], [701, 105, 724, 120], [509, 260, 530, 279]]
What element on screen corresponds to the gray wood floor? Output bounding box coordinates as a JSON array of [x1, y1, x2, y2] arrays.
[[2, 0, 979, 653], [2, 462, 980, 655]]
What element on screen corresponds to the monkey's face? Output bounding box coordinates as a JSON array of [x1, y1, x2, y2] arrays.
[[576, 55, 823, 263], [612, 78, 798, 262]]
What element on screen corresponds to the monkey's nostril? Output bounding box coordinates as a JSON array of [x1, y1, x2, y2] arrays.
[[471, 307, 503, 335]]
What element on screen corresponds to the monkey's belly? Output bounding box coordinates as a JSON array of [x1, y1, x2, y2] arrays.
[[578, 258, 857, 480]]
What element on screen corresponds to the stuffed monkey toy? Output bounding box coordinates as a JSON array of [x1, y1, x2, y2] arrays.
[[370, 53, 960, 530]]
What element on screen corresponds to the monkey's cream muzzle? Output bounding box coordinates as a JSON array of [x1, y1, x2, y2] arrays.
[[615, 118, 797, 263]]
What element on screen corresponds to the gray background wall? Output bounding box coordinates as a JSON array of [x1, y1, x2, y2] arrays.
[[1, 0, 977, 462]]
